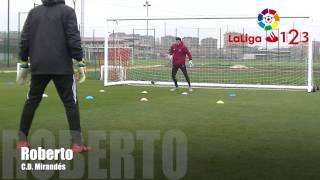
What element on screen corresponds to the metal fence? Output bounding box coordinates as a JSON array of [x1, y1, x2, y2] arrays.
[[0, 31, 19, 69]]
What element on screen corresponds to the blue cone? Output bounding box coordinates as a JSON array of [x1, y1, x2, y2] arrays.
[[85, 96, 94, 100]]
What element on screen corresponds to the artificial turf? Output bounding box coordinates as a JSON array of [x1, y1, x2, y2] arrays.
[[1, 73, 320, 179]]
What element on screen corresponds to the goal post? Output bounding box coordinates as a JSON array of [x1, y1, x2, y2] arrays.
[[104, 16, 314, 92]]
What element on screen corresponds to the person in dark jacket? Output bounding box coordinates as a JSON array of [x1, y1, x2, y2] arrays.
[[169, 37, 193, 92], [16, 0, 89, 153]]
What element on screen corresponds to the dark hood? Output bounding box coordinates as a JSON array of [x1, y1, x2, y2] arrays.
[[41, 0, 65, 6]]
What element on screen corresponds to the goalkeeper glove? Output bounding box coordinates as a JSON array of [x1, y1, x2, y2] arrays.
[[169, 55, 173, 61], [189, 60, 194, 68], [167, 55, 173, 66], [17, 61, 30, 85], [77, 60, 86, 84]]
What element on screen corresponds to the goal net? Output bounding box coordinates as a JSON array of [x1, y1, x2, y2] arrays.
[[100, 47, 132, 82], [104, 15, 314, 91]]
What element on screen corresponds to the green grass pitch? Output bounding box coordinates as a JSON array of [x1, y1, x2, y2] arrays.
[[1, 73, 320, 179]]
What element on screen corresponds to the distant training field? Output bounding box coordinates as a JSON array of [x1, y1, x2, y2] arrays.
[[1, 73, 320, 179]]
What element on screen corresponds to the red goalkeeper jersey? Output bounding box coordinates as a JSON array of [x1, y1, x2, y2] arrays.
[[169, 42, 192, 65]]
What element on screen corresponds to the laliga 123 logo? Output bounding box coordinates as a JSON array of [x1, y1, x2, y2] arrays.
[[257, 8, 309, 45], [228, 8, 309, 45], [258, 8, 280, 43]]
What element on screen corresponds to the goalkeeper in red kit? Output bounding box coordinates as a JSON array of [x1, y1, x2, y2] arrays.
[[169, 37, 193, 91]]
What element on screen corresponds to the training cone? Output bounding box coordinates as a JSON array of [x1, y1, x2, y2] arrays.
[[140, 98, 148, 102], [99, 89, 105, 93], [141, 91, 148, 94], [42, 94, 48, 98], [216, 100, 224, 104], [181, 92, 188, 95], [85, 96, 94, 100]]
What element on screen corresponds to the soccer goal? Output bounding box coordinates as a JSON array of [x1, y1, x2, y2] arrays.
[[104, 15, 314, 92], [100, 47, 132, 83]]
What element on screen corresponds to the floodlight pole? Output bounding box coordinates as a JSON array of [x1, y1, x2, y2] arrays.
[[143, 1, 151, 36], [81, 0, 84, 37], [18, 11, 29, 62], [18, 12, 29, 41], [7, 0, 10, 67], [34, 3, 39, 8], [72, 0, 76, 10], [18, 12, 21, 38]]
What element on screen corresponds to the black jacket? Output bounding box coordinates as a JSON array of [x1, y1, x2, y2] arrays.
[[19, 0, 83, 75]]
